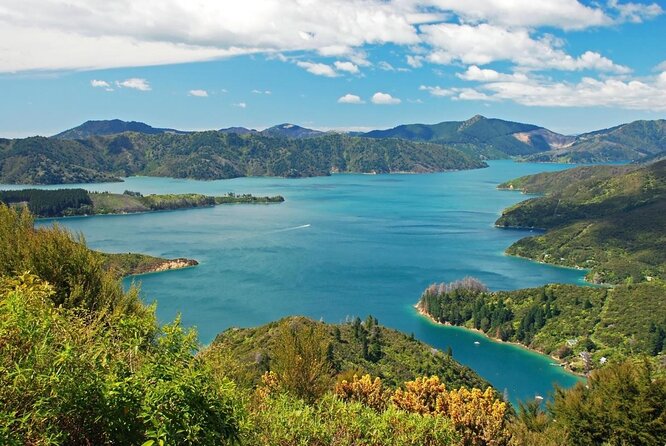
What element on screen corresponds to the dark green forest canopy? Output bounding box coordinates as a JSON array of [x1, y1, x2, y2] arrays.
[[496, 160, 666, 284]]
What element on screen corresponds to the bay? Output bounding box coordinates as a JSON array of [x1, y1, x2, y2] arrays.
[[12, 160, 587, 403]]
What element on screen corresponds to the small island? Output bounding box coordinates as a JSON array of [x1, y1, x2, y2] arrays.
[[0, 188, 285, 218]]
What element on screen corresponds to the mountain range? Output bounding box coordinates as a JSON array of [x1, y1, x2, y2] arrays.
[[50, 116, 666, 163]]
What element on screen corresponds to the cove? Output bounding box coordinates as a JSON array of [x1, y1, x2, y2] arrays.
[[21, 160, 587, 404]]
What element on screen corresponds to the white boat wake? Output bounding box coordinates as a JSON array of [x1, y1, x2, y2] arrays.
[[271, 224, 311, 233]]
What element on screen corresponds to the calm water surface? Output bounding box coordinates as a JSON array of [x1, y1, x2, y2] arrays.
[[14, 161, 588, 403]]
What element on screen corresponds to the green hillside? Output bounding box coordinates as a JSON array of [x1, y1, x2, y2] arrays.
[[523, 119, 666, 163], [0, 131, 486, 184], [207, 315, 489, 390], [364, 115, 547, 157], [496, 160, 666, 284], [418, 279, 666, 374]]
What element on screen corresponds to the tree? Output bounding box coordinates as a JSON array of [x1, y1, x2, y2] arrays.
[[269, 321, 333, 403]]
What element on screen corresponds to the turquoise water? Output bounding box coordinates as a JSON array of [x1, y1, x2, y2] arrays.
[[17, 160, 587, 403]]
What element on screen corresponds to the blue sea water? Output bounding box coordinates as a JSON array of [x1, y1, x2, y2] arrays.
[[15, 160, 588, 403]]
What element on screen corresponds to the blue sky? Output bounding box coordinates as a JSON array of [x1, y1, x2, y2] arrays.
[[1, 0, 665, 137]]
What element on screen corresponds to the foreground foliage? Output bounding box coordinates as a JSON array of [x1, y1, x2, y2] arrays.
[[510, 360, 666, 446]]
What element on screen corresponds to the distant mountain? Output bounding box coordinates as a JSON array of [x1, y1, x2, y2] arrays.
[[523, 119, 666, 163], [0, 131, 486, 184], [363, 115, 559, 157], [54, 119, 188, 139], [261, 123, 324, 138], [218, 126, 257, 135]]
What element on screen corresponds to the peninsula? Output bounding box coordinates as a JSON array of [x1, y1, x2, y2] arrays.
[[0, 188, 284, 218]]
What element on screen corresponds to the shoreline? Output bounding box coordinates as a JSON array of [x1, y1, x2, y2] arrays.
[[123, 259, 199, 279], [35, 199, 284, 222], [413, 303, 585, 377]]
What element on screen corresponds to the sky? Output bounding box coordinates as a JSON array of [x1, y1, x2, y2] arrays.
[[0, 0, 665, 138]]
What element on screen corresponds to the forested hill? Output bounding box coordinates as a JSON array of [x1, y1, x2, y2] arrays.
[[208, 315, 489, 390], [0, 132, 486, 184], [54, 119, 188, 139], [496, 160, 666, 284], [523, 119, 666, 163], [417, 278, 666, 374], [363, 115, 557, 158]]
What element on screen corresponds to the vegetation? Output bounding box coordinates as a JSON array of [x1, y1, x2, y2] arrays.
[[497, 164, 634, 194], [0, 188, 93, 217], [0, 205, 243, 444], [363, 115, 550, 158], [1, 204, 664, 444], [0, 188, 283, 217], [0, 131, 486, 184], [206, 315, 490, 390], [509, 359, 666, 446], [417, 278, 666, 373], [496, 160, 666, 284]]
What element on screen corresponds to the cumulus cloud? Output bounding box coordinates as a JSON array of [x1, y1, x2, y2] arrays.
[[115, 78, 151, 91], [188, 89, 208, 97], [420, 23, 630, 73], [334, 61, 359, 74], [443, 72, 666, 110], [296, 61, 338, 77], [423, 0, 610, 29], [251, 89, 271, 94], [457, 66, 528, 82], [371, 92, 401, 105], [0, 0, 657, 73], [337, 93, 364, 104], [233, 102, 247, 108], [90, 79, 110, 88]]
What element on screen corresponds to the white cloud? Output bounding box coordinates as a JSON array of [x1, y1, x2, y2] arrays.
[[608, 0, 663, 23], [420, 23, 630, 73], [378, 61, 395, 71], [0, 0, 429, 72], [423, 0, 611, 29], [90, 79, 110, 88], [457, 66, 528, 82], [251, 89, 271, 94], [406, 55, 424, 68], [448, 72, 666, 110], [337, 93, 364, 104], [419, 85, 454, 97], [296, 61, 338, 77], [115, 78, 151, 91], [233, 102, 247, 108], [1, 0, 655, 73], [188, 89, 208, 97], [334, 61, 359, 74], [371, 92, 401, 105]]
